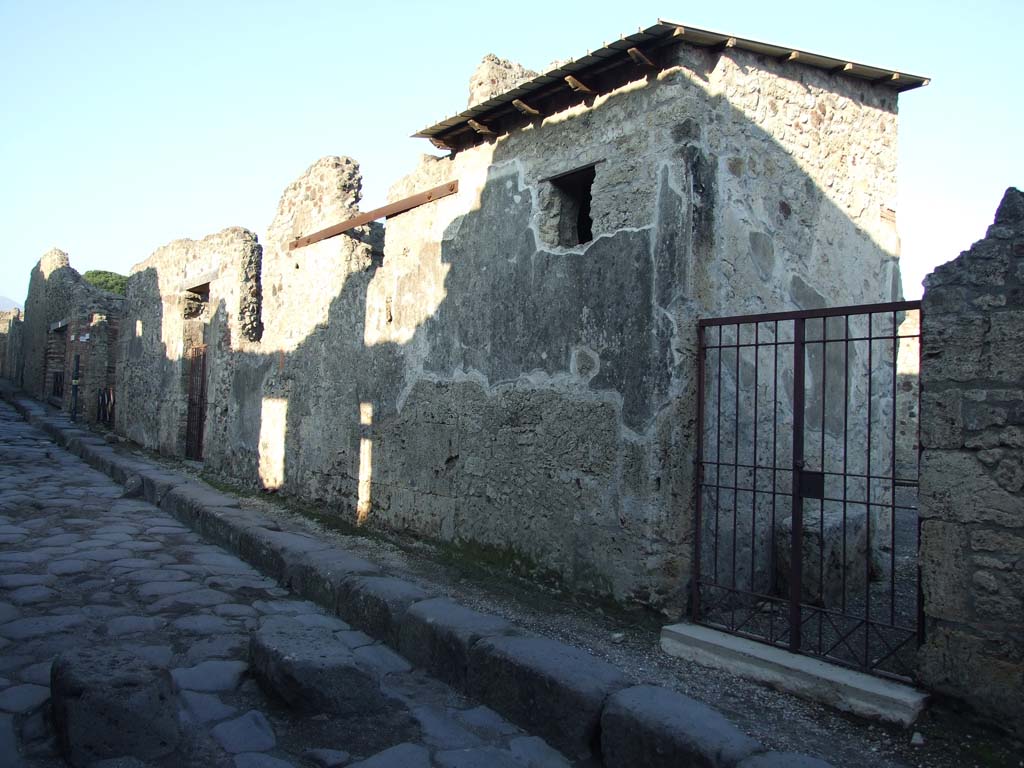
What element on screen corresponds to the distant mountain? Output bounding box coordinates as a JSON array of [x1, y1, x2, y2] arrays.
[[0, 296, 20, 312]]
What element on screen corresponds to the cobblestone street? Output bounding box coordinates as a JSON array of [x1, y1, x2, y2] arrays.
[[0, 401, 570, 768]]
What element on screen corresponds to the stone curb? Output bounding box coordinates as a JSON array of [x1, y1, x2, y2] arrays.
[[0, 388, 836, 768]]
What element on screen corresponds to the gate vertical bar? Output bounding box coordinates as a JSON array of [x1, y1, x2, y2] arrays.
[[789, 317, 806, 653], [691, 325, 706, 622], [70, 354, 80, 422]]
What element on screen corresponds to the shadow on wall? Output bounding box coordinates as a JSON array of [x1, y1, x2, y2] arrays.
[[121, 42, 905, 613]]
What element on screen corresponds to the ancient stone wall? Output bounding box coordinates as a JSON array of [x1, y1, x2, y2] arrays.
[[0, 309, 21, 381], [918, 188, 1024, 735], [195, 41, 904, 612], [18, 249, 123, 423], [116, 227, 262, 456]]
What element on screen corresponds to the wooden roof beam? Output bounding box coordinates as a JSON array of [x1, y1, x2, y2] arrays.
[[288, 181, 459, 250], [627, 47, 655, 67], [467, 119, 495, 135], [512, 99, 541, 116], [564, 75, 594, 94]]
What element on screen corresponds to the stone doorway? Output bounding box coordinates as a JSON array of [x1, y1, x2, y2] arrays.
[[691, 301, 922, 679]]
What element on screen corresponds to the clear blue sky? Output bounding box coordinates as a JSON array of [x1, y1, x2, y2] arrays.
[[1, 1, 1020, 304]]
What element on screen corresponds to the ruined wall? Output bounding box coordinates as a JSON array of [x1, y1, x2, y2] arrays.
[[0, 309, 22, 381], [19, 249, 123, 419], [202, 41, 903, 612], [918, 188, 1024, 735], [116, 227, 262, 456]]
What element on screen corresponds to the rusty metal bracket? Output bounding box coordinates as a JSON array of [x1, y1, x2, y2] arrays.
[[288, 180, 459, 251]]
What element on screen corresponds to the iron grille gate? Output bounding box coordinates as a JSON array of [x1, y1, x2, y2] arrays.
[[185, 345, 208, 461], [692, 301, 922, 679]]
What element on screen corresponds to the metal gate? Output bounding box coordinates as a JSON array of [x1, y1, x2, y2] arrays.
[[691, 301, 921, 679], [185, 345, 208, 461]]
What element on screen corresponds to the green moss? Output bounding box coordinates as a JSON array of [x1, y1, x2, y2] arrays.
[[82, 270, 128, 296]]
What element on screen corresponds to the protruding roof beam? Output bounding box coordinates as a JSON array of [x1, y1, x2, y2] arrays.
[[627, 47, 655, 67], [467, 119, 495, 135], [512, 99, 541, 116], [564, 75, 594, 94]]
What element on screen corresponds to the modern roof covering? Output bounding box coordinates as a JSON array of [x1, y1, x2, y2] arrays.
[[415, 19, 929, 150]]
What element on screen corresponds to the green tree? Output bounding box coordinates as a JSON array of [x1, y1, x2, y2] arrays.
[[82, 270, 128, 296]]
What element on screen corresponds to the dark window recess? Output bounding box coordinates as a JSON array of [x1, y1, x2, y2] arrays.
[[551, 165, 596, 246]]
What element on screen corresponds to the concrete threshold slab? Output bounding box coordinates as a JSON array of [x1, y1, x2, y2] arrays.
[[661, 622, 927, 727]]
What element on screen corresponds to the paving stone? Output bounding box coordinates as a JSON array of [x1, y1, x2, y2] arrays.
[[123, 645, 173, 668], [76, 548, 134, 562], [18, 660, 53, 686], [122, 569, 192, 583], [234, 754, 296, 768], [185, 634, 249, 663], [0, 601, 21, 624], [0, 574, 56, 588], [508, 736, 571, 768], [120, 541, 164, 552], [214, 603, 259, 618], [171, 615, 235, 634], [110, 559, 161, 569], [455, 706, 520, 738], [180, 690, 237, 724], [0, 713, 23, 768], [38, 533, 81, 546], [95, 533, 134, 543], [137, 581, 200, 597], [148, 588, 232, 612], [348, 743, 430, 768], [434, 747, 523, 768], [9, 585, 58, 605], [212, 709, 276, 753], [145, 526, 189, 535], [89, 758, 154, 768], [0, 655, 34, 673], [171, 660, 249, 692], [251, 599, 320, 615], [601, 685, 763, 768], [304, 748, 352, 767], [0, 614, 86, 640], [108, 616, 167, 637], [0, 683, 50, 714], [51, 646, 180, 765], [293, 613, 349, 631], [0, 551, 48, 564], [411, 705, 483, 749], [47, 559, 90, 575]]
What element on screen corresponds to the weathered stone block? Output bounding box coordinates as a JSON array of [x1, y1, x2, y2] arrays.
[[466, 635, 628, 760], [919, 520, 970, 621], [248, 622, 389, 716], [283, 547, 381, 609], [50, 647, 179, 767], [397, 597, 519, 690], [601, 685, 762, 768], [774, 511, 868, 608], [337, 575, 433, 645]]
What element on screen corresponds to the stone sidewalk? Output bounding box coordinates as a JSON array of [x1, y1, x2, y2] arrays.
[[0, 401, 571, 768]]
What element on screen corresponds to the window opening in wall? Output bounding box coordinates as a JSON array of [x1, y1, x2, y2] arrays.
[[550, 165, 596, 246]]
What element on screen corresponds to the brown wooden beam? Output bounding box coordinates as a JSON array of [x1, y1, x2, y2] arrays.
[[627, 47, 655, 67], [564, 75, 594, 94], [288, 181, 459, 250], [512, 98, 541, 116]]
